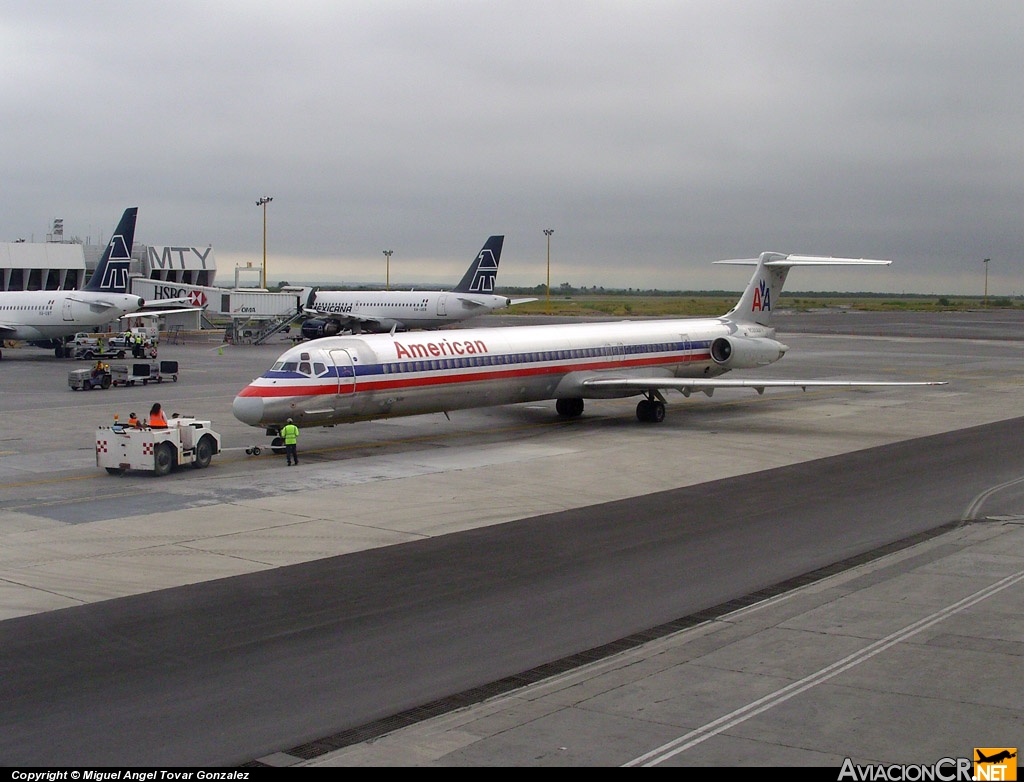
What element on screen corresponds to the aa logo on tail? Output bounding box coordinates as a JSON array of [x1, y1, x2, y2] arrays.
[[468, 249, 498, 293], [751, 278, 771, 312]]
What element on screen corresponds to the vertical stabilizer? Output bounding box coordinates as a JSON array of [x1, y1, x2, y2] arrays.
[[84, 207, 138, 293], [717, 252, 892, 326], [452, 235, 504, 293], [721, 252, 790, 326]]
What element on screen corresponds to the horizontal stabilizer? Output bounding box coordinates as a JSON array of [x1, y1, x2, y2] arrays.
[[715, 254, 891, 266]]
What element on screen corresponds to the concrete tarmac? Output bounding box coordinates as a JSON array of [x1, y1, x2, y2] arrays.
[[1, 311, 1022, 766]]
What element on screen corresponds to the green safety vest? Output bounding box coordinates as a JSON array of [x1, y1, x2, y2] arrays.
[[281, 424, 299, 445]]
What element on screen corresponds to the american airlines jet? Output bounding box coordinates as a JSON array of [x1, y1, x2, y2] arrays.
[[301, 235, 532, 338], [0, 208, 144, 359], [234, 252, 944, 440]]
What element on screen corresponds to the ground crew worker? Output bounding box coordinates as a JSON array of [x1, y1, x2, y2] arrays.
[[149, 402, 168, 428], [128, 412, 139, 428], [281, 418, 300, 466]]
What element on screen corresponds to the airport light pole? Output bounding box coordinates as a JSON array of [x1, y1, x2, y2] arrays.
[[543, 228, 554, 315], [983, 258, 990, 307], [256, 196, 273, 288], [383, 249, 393, 291]]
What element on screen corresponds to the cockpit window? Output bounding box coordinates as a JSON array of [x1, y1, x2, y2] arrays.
[[314, 362, 327, 376], [299, 362, 312, 375], [271, 361, 285, 371], [281, 361, 298, 372]]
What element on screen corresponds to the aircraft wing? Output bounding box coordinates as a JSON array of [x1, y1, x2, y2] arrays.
[[0, 323, 19, 338], [119, 307, 201, 320], [140, 297, 191, 308], [453, 296, 495, 308], [66, 295, 119, 311], [307, 309, 380, 326], [577, 375, 946, 397], [510, 298, 538, 305]]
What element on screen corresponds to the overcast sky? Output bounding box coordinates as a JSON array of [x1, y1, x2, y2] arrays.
[[2, 1, 1021, 294]]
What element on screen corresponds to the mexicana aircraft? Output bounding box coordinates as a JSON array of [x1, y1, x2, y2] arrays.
[[234, 252, 944, 438], [301, 235, 533, 338], [0, 207, 174, 359]]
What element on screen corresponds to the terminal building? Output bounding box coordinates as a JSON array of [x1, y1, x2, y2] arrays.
[[2, 219, 306, 342]]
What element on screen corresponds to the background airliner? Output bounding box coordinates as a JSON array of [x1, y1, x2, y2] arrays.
[[0, 208, 144, 359], [301, 235, 534, 338], [234, 252, 944, 436], [0, 207, 198, 360]]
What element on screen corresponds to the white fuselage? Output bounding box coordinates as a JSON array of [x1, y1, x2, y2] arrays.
[[0, 290, 145, 342], [311, 289, 512, 331], [233, 317, 776, 428]]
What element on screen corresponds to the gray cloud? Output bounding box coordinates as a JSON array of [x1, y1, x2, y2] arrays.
[[1, 1, 1020, 294]]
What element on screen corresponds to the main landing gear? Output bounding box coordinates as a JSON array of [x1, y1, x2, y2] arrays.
[[555, 393, 667, 423], [635, 397, 666, 423]]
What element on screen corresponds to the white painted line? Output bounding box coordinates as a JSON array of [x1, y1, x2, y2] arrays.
[[624, 568, 1024, 767]]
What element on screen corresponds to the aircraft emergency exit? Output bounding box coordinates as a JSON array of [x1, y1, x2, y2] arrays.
[[234, 252, 945, 435]]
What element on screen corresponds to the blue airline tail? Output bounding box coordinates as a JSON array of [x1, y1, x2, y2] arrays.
[[452, 235, 504, 293], [83, 207, 138, 293]]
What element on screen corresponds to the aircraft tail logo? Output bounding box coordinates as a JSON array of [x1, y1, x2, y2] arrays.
[[722, 251, 790, 327], [84, 207, 138, 294], [453, 235, 504, 294], [751, 277, 770, 313]]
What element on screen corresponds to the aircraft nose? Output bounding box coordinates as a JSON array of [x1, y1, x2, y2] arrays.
[[232, 394, 264, 426]]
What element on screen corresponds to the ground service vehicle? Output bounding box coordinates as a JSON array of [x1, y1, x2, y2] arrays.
[[96, 417, 221, 476], [68, 366, 112, 390], [110, 360, 179, 386]]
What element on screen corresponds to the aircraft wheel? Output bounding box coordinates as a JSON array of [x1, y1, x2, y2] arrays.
[[555, 398, 584, 418], [636, 399, 666, 423], [154, 443, 176, 476], [270, 436, 286, 455]]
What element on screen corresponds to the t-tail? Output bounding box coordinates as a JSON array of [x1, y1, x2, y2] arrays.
[[83, 207, 138, 293], [452, 235, 504, 294], [717, 252, 892, 327]]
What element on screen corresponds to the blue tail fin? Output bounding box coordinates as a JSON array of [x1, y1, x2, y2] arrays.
[[452, 235, 504, 293], [83, 207, 137, 293]]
